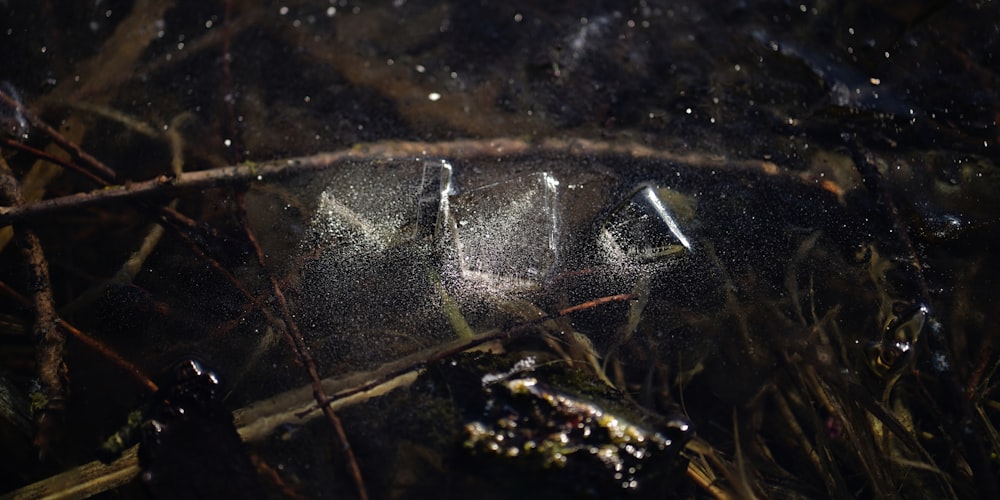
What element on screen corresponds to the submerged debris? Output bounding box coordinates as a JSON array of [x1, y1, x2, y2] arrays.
[[465, 375, 691, 492], [99, 359, 264, 498]]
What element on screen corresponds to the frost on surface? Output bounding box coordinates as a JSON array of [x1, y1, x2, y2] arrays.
[[296, 162, 563, 370], [446, 172, 560, 292], [297, 160, 455, 369], [290, 158, 723, 372]]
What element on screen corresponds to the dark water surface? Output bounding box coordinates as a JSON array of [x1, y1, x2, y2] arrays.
[[0, 1, 998, 498]]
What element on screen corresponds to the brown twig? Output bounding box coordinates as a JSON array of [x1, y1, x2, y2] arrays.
[[0, 280, 157, 394], [0, 89, 117, 182], [312, 292, 638, 411], [0, 137, 776, 227], [154, 206, 266, 317], [556, 293, 636, 316], [235, 191, 368, 500], [0, 137, 108, 185], [0, 156, 66, 457], [0, 111, 162, 396]]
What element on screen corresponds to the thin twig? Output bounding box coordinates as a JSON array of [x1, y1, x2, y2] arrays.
[[0, 280, 157, 394], [0, 137, 777, 227], [0, 157, 66, 457], [0, 90, 117, 182], [556, 293, 636, 316], [309, 292, 638, 412], [235, 191, 369, 500], [156, 211, 261, 310], [0, 137, 107, 185]]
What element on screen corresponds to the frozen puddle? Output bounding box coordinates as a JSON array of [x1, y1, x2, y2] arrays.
[[293, 158, 696, 369]]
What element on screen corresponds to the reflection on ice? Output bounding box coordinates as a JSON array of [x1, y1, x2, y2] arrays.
[[415, 160, 454, 239], [600, 185, 694, 264]]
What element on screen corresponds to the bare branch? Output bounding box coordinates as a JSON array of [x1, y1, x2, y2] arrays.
[[0, 156, 66, 457], [0, 138, 776, 228]]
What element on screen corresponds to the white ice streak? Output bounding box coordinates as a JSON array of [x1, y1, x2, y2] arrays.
[[643, 186, 691, 251]]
